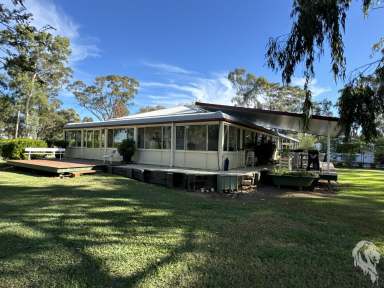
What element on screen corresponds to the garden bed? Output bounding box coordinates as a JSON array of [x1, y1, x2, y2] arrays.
[[269, 169, 319, 190]]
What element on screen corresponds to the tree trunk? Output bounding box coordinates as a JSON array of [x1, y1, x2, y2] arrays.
[[24, 73, 37, 138]]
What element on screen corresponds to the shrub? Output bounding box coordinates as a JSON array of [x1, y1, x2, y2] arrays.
[[270, 167, 319, 177], [117, 139, 136, 163], [46, 139, 67, 148], [1, 138, 47, 160]]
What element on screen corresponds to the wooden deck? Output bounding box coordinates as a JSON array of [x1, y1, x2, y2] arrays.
[[112, 163, 273, 177], [7, 159, 105, 174]]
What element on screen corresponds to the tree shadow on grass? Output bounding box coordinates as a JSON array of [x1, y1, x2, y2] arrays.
[[0, 172, 384, 287]]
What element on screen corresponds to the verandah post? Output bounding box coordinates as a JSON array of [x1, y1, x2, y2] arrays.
[[218, 121, 225, 170]]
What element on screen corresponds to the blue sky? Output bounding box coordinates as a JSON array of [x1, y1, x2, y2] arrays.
[[25, 0, 383, 119]]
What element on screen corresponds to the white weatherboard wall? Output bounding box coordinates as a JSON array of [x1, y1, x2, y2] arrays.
[[135, 149, 171, 166], [174, 151, 219, 170], [64, 120, 277, 170]]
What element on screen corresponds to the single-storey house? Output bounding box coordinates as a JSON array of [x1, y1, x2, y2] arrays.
[[63, 102, 341, 171]]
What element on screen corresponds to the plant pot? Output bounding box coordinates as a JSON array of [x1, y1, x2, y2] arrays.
[[122, 154, 133, 163], [270, 174, 318, 190]]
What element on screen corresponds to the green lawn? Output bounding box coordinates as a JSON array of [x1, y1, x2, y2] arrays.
[[0, 167, 383, 288]]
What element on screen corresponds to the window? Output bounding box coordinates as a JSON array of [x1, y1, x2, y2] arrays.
[[145, 126, 162, 149], [138, 128, 144, 148], [94, 130, 100, 148], [224, 125, 228, 151], [208, 125, 219, 151], [66, 131, 74, 147], [244, 130, 253, 147], [107, 128, 134, 148], [86, 130, 93, 148], [76, 131, 82, 147], [107, 129, 114, 148], [100, 129, 105, 148], [187, 125, 206, 151], [162, 126, 171, 149], [65, 130, 82, 147], [176, 126, 185, 150], [228, 126, 238, 151], [239, 129, 244, 150]]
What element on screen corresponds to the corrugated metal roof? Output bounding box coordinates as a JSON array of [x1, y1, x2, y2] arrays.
[[64, 106, 278, 136], [195, 102, 343, 137]]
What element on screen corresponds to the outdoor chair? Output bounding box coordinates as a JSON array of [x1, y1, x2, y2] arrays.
[[103, 150, 117, 164]]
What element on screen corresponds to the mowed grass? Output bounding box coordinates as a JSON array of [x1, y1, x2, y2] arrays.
[[0, 166, 383, 288]]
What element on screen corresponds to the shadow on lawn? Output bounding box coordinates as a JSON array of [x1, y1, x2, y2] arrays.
[[0, 172, 384, 287]]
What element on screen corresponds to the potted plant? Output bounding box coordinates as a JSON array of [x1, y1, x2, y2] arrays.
[[269, 168, 319, 190], [117, 139, 136, 163]]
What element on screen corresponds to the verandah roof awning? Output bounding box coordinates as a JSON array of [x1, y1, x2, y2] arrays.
[[195, 102, 343, 137]]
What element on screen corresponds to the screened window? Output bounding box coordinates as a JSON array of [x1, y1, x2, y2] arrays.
[[162, 126, 171, 149], [187, 125, 206, 151], [138, 128, 144, 148], [145, 127, 162, 149], [176, 126, 185, 150], [94, 130, 100, 148], [224, 125, 228, 151], [244, 130, 253, 147], [86, 130, 93, 148], [228, 126, 238, 151], [66, 130, 81, 147], [107, 128, 134, 148], [208, 125, 219, 151], [100, 129, 105, 148], [107, 129, 114, 148]]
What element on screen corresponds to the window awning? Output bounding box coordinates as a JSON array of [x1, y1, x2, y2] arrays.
[[195, 102, 343, 137]]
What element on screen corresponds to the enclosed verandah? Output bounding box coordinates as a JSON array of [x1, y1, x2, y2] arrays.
[[195, 102, 342, 178]]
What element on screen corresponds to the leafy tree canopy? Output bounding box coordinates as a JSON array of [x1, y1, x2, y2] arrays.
[[68, 75, 139, 121], [228, 68, 333, 116], [266, 0, 383, 140], [138, 105, 166, 113], [82, 116, 93, 123]]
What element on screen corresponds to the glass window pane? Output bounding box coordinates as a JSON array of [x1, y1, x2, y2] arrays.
[[224, 125, 228, 151], [208, 125, 219, 151], [127, 128, 134, 140], [187, 125, 206, 151], [145, 127, 162, 149], [94, 130, 100, 148], [237, 128, 241, 150], [176, 126, 185, 150], [113, 128, 127, 148], [138, 128, 144, 148], [100, 129, 105, 148], [86, 130, 93, 148], [162, 126, 171, 149], [76, 131, 82, 147], [107, 129, 114, 148], [66, 131, 75, 147], [228, 126, 237, 151]]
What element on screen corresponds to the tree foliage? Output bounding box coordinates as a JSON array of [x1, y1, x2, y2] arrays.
[[228, 68, 333, 115], [2, 25, 72, 136], [0, 1, 73, 140], [266, 0, 383, 139], [82, 116, 93, 123], [338, 71, 384, 141], [138, 105, 166, 113], [68, 75, 139, 121]]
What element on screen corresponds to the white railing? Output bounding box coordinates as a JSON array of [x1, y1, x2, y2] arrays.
[[25, 147, 66, 160]]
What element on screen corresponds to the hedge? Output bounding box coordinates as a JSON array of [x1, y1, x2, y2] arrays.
[[0, 138, 47, 160]]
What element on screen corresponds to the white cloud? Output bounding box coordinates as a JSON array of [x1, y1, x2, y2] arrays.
[[25, 0, 100, 63], [142, 61, 196, 75], [291, 77, 331, 97], [140, 72, 236, 107]]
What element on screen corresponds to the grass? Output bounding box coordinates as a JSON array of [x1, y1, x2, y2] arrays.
[[0, 166, 383, 287]]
